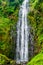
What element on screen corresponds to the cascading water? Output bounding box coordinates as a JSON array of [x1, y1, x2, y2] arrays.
[[16, 0, 30, 64]]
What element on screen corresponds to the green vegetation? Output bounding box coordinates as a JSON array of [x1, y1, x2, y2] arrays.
[[0, 0, 23, 65], [28, 0, 43, 54], [0, 53, 16, 65], [0, 53, 10, 65], [27, 0, 43, 65], [27, 51, 43, 65], [0, 0, 43, 65]]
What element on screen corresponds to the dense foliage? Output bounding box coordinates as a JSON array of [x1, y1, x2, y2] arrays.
[[28, 0, 43, 54], [27, 0, 43, 65], [0, 0, 43, 65], [0, 0, 23, 65], [27, 51, 43, 65]]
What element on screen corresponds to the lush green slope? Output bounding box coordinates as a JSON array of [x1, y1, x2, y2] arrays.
[[27, 51, 43, 65], [27, 0, 43, 65], [0, 0, 23, 65], [28, 0, 43, 54], [0, 0, 43, 65]]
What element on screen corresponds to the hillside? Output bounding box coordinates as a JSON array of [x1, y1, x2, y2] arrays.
[[0, 0, 43, 65], [27, 0, 43, 65], [0, 0, 23, 65]]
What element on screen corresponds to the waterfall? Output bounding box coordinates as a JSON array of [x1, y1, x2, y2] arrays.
[[16, 0, 30, 64]]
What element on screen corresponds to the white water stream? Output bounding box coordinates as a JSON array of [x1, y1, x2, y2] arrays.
[[16, 0, 30, 64]]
